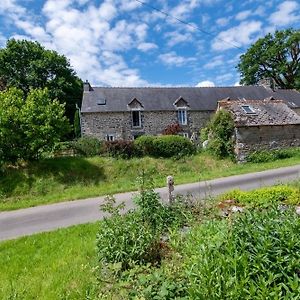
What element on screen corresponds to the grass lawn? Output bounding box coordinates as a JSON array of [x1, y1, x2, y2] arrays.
[[1, 152, 300, 211], [0, 222, 98, 300]]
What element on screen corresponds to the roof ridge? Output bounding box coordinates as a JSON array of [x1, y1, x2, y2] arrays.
[[92, 86, 255, 89]]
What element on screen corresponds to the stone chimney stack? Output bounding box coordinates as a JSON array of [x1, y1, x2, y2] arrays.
[[257, 78, 276, 91], [83, 80, 93, 92]]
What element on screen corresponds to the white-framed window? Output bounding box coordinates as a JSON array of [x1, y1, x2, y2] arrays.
[[241, 105, 255, 114], [132, 110, 142, 128], [106, 134, 115, 141], [177, 109, 187, 125], [182, 132, 189, 138]]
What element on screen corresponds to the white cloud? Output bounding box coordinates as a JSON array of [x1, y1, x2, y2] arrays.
[[235, 10, 252, 21], [0, 0, 153, 86], [196, 80, 215, 87], [203, 55, 224, 69], [269, 1, 300, 26], [137, 42, 158, 52], [159, 51, 196, 67], [119, 0, 142, 11], [212, 21, 262, 51], [165, 31, 192, 47], [234, 81, 241, 86], [216, 17, 230, 27], [215, 73, 233, 82]]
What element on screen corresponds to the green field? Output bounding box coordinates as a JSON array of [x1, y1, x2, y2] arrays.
[[0, 223, 98, 300], [1, 152, 300, 211]]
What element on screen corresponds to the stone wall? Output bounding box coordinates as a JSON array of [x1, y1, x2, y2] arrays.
[[235, 124, 300, 162], [81, 110, 213, 140]]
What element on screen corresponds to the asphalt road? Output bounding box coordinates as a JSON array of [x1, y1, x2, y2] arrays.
[[1, 164, 300, 241]]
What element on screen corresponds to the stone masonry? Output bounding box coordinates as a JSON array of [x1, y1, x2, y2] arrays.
[[81, 110, 213, 140]]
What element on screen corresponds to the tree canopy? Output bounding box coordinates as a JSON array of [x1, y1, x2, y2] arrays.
[[237, 29, 300, 90], [0, 88, 70, 163], [0, 39, 83, 122]]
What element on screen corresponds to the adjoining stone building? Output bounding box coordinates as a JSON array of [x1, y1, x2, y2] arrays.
[[218, 98, 300, 162], [80, 81, 300, 142]]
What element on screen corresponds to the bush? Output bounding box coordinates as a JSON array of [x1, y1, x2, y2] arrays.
[[162, 123, 182, 135], [71, 136, 103, 156], [97, 208, 160, 269], [203, 109, 235, 159], [219, 185, 300, 207], [247, 148, 298, 163], [184, 207, 300, 299], [104, 140, 136, 158], [97, 185, 192, 270], [134, 135, 196, 158]]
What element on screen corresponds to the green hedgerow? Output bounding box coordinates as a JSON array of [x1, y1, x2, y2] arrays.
[[134, 135, 196, 158], [219, 185, 300, 207]]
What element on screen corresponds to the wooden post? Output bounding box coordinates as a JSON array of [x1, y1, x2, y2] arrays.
[[167, 175, 174, 204]]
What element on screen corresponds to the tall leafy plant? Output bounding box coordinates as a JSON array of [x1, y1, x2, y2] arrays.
[[205, 109, 235, 159]]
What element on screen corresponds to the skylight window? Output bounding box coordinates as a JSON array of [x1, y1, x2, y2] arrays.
[[241, 105, 256, 114]]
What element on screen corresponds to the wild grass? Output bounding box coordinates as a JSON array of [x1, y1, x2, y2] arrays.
[[1, 150, 300, 211], [2, 183, 300, 299], [0, 222, 98, 300]]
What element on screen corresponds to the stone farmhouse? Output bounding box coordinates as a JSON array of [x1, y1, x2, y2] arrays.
[[218, 98, 300, 162], [80, 81, 300, 146]]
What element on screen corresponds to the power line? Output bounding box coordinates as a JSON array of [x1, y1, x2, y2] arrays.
[[134, 0, 245, 51]]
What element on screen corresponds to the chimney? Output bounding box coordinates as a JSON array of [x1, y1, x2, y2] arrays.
[[257, 78, 276, 91], [83, 80, 93, 92]]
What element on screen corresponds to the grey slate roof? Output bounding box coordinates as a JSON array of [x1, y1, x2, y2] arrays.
[[81, 86, 300, 113], [219, 99, 300, 127]]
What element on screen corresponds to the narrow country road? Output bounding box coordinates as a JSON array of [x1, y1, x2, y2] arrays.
[[1, 164, 300, 241]]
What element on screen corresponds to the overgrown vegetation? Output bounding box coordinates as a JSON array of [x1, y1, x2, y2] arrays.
[[184, 207, 300, 299], [2, 149, 300, 211], [202, 109, 235, 159], [2, 183, 300, 299], [247, 148, 298, 163], [94, 183, 300, 299], [220, 185, 300, 207]]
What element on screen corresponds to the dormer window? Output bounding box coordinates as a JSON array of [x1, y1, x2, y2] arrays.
[[132, 110, 141, 128], [241, 105, 256, 114], [177, 109, 187, 125]]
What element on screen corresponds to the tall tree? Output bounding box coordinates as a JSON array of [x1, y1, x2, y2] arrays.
[[0, 39, 83, 122], [0, 88, 70, 162], [237, 29, 300, 90]]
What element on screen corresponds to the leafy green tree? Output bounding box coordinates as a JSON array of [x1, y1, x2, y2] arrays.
[[237, 29, 300, 90], [0, 88, 70, 162], [205, 109, 235, 159], [0, 39, 83, 122]]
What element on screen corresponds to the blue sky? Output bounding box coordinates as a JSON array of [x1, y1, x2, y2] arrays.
[[0, 0, 299, 87]]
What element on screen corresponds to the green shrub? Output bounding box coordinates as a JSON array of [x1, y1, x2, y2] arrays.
[[97, 212, 159, 270], [219, 185, 300, 207], [134, 135, 196, 158], [71, 136, 103, 156], [203, 109, 235, 159], [52, 141, 74, 152], [97, 185, 192, 270], [247, 148, 298, 163], [184, 207, 300, 299], [104, 140, 136, 159]]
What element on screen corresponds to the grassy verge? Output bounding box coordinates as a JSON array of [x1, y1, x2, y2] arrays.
[[1, 151, 300, 211], [0, 222, 98, 300]]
